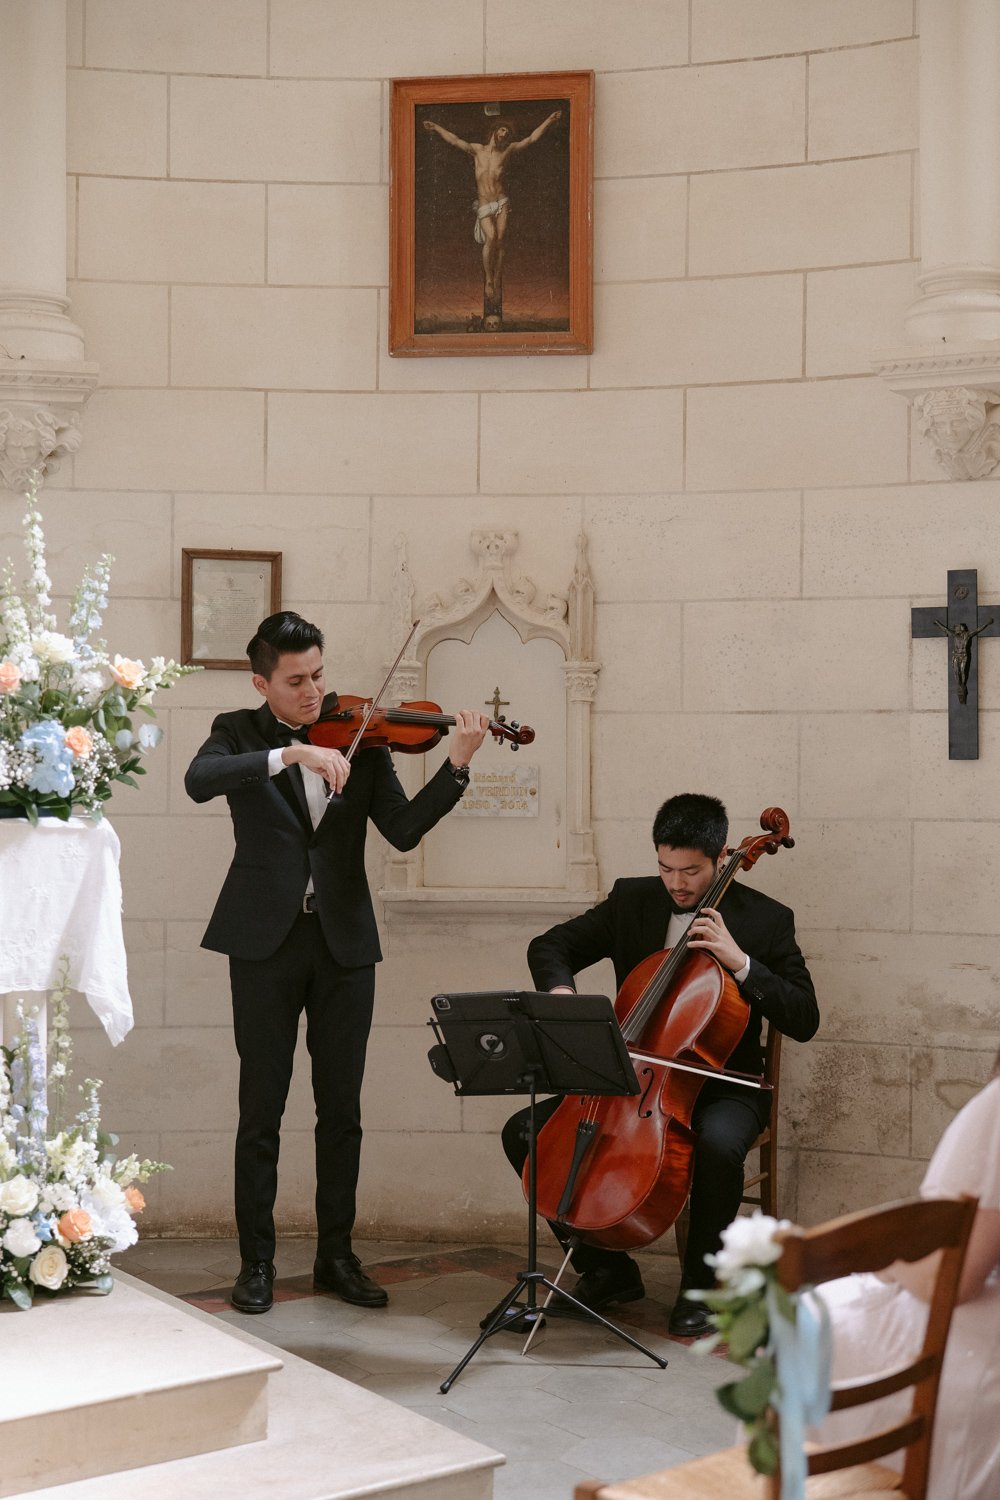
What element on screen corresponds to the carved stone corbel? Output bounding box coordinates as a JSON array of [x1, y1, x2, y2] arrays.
[[873, 348, 1000, 480], [0, 358, 99, 492], [913, 386, 1000, 480]]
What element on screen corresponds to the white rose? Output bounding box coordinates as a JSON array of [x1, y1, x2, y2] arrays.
[[712, 1212, 792, 1279], [28, 1242, 69, 1290], [3, 1217, 42, 1258], [31, 631, 76, 666], [0, 1174, 40, 1216]]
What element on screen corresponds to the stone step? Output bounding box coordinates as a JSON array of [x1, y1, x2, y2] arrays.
[[0, 1272, 282, 1496], [10, 1272, 503, 1500]]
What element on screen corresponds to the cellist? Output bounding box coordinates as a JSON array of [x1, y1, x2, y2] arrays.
[[501, 792, 818, 1337]]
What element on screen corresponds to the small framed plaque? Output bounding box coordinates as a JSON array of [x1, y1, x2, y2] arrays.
[[181, 549, 282, 670]]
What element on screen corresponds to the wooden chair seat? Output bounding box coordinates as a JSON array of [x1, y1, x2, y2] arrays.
[[575, 1446, 903, 1497]]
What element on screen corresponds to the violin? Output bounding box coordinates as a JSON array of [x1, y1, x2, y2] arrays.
[[527, 808, 794, 1251], [305, 620, 534, 778], [307, 697, 534, 755]]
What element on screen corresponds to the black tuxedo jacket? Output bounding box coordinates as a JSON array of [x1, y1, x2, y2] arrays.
[[185, 695, 463, 964], [527, 876, 818, 1102]]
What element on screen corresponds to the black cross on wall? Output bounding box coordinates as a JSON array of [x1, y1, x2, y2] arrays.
[[911, 569, 999, 759]]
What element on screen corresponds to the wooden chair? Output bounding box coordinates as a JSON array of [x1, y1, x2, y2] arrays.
[[675, 1021, 782, 1268], [577, 1193, 978, 1500]]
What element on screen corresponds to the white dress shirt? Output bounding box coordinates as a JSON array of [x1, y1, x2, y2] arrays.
[[666, 908, 750, 984]]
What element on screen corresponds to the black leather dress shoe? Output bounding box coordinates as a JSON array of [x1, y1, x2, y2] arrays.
[[231, 1259, 275, 1313], [545, 1264, 645, 1319], [668, 1295, 714, 1338], [313, 1253, 388, 1307]]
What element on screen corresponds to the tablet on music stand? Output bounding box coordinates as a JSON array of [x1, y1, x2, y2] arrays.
[[428, 990, 639, 1097]]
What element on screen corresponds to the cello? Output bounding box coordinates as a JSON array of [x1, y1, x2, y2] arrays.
[[527, 807, 794, 1251]]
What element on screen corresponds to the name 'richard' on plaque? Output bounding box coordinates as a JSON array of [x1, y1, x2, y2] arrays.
[[451, 764, 539, 817]]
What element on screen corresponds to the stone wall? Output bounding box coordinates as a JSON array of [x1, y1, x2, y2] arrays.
[[2, 0, 996, 1248]]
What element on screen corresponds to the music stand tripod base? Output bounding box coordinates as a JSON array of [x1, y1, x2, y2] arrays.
[[427, 991, 669, 1393]]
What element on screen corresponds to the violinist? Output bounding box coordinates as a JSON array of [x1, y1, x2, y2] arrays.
[[502, 792, 818, 1337], [185, 610, 489, 1315]]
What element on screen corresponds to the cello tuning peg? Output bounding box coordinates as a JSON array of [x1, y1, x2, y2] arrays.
[[510, 743, 519, 751], [510, 720, 519, 730]]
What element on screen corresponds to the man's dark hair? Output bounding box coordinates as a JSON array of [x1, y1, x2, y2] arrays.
[[247, 611, 324, 679], [652, 793, 728, 861]]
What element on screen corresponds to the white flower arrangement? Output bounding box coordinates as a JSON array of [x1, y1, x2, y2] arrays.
[[691, 1211, 796, 1476], [0, 472, 198, 822], [0, 959, 170, 1309]]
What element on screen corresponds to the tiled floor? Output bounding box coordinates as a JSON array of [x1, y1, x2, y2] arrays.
[[119, 1235, 735, 1499]]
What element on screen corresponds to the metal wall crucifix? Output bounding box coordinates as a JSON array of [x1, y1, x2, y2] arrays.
[[911, 569, 999, 759]]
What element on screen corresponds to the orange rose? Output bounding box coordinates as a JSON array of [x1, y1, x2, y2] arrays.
[[124, 1187, 146, 1214], [0, 660, 22, 694], [110, 654, 145, 692], [57, 1208, 93, 1243], [64, 726, 94, 759]]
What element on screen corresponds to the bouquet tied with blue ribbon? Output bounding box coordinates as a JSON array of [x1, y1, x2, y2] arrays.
[[689, 1210, 833, 1500]]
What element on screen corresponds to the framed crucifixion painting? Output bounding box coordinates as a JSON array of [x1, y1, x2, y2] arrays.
[[389, 70, 594, 357]]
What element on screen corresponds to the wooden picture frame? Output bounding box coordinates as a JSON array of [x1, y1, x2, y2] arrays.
[[181, 549, 282, 670], [389, 70, 593, 357]]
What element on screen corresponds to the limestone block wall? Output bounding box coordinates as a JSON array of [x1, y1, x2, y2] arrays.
[[2, 0, 996, 1247]]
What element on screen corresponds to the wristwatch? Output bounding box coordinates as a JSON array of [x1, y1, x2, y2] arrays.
[[446, 761, 471, 789]]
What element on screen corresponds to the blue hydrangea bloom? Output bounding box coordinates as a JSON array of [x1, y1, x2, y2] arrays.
[[21, 720, 75, 797]]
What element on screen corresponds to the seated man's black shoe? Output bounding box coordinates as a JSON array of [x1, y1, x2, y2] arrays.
[[545, 1263, 645, 1319], [231, 1258, 275, 1313], [668, 1294, 714, 1338], [313, 1252, 388, 1307]]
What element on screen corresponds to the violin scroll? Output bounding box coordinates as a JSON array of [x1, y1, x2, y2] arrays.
[[489, 716, 535, 750]]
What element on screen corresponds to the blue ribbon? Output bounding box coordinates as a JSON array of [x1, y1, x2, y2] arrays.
[[768, 1281, 832, 1500]]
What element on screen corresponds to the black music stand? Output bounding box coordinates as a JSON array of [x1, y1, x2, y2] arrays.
[[427, 990, 668, 1392]]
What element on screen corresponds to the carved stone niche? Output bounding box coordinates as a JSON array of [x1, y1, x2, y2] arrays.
[[379, 529, 601, 916]]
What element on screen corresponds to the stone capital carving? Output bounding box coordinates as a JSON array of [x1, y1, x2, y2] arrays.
[[874, 345, 1000, 479], [0, 403, 81, 490], [914, 386, 1000, 480], [0, 358, 99, 491], [563, 662, 600, 702]]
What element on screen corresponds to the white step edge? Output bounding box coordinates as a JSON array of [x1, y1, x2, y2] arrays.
[[0, 1271, 283, 1496], [10, 1271, 504, 1500]]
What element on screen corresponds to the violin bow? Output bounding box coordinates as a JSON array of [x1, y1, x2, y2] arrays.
[[324, 619, 420, 798]]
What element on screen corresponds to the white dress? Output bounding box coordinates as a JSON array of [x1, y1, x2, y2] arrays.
[[812, 1076, 1000, 1500]]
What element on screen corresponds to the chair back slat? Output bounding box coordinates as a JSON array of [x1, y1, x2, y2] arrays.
[[777, 1196, 974, 1287], [829, 1353, 935, 1410], [807, 1416, 925, 1474]]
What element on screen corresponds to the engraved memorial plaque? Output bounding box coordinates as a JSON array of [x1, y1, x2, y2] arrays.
[[452, 763, 539, 817]]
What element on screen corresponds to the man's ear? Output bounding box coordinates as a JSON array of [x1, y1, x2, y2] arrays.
[[251, 672, 268, 698]]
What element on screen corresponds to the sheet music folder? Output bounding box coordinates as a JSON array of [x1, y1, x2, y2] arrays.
[[429, 990, 640, 1098]]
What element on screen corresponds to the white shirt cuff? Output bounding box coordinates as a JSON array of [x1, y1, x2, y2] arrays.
[[733, 955, 751, 984], [267, 747, 286, 777]]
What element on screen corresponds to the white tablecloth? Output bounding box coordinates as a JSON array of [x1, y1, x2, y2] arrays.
[[0, 818, 133, 1045]]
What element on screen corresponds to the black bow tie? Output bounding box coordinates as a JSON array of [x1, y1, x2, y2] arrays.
[[274, 723, 311, 746]]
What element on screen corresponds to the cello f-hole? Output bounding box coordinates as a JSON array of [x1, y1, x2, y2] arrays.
[[636, 1065, 655, 1119]]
